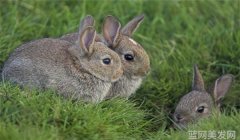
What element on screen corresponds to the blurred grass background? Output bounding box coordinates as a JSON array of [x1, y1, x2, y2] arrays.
[[0, 0, 240, 139]]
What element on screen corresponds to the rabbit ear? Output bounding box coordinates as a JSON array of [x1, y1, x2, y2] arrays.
[[79, 15, 95, 34], [103, 15, 121, 48], [79, 26, 96, 55], [121, 14, 144, 36], [192, 65, 205, 91], [213, 74, 233, 108]]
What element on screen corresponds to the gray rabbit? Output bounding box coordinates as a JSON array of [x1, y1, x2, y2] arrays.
[[2, 26, 123, 103], [61, 15, 150, 99], [173, 65, 233, 128]]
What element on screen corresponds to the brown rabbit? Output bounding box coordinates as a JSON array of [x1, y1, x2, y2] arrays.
[[173, 65, 233, 128], [2, 27, 123, 103], [61, 15, 150, 99], [102, 15, 150, 99]]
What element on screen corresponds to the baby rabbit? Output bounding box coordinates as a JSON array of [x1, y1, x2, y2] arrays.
[[61, 15, 150, 99], [173, 65, 233, 128], [102, 15, 150, 99], [2, 26, 123, 103]]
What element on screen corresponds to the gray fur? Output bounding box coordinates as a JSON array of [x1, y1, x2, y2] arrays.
[[173, 65, 233, 128], [59, 15, 150, 100], [105, 76, 142, 99], [103, 15, 150, 99], [2, 27, 123, 103], [60, 32, 79, 43]]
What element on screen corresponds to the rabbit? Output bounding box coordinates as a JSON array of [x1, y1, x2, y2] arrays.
[[173, 65, 233, 129], [102, 15, 150, 99], [1, 26, 123, 103], [60, 15, 150, 99]]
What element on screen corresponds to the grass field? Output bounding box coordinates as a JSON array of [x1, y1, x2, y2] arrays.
[[0, 0, 240, 139]]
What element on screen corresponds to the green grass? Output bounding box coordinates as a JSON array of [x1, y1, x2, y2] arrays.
[[0, 83, 148, 140], [0, 0, 240, 139]]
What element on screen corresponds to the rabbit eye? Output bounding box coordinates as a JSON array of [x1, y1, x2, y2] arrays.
[[102, 58, 111, 65], [124, 54, 134, 61], [197, 106, 205, 113]]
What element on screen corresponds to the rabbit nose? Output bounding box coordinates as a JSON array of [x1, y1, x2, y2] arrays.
[[175, 113, 184, 122]]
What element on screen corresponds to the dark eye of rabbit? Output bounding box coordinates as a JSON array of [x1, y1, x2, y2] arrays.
[[197, 106, 205, 113], [124, 54, 134, 61], [102, 58, 111, 65]]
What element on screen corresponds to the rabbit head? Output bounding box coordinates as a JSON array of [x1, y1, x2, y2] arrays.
[[173, 65, 233, 128], [68, 26, 123, 82], [102, 15, 150, 79]]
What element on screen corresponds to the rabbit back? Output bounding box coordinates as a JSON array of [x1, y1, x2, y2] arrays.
[[2, 38, 112, 102], [2, 39, 70, 87]]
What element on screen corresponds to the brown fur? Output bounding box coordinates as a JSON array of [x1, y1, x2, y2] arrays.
[[60, 15, 150, 99], [173, 65, 233, 128], [2, 27, 123, 103], [102, 15, 150, 99]]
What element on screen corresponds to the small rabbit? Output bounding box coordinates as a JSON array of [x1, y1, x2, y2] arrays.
[[173, 65, 233, 128], [2, 26, 123, 103], [61, 15, 150, 99], [102, 15, 150, 99]]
